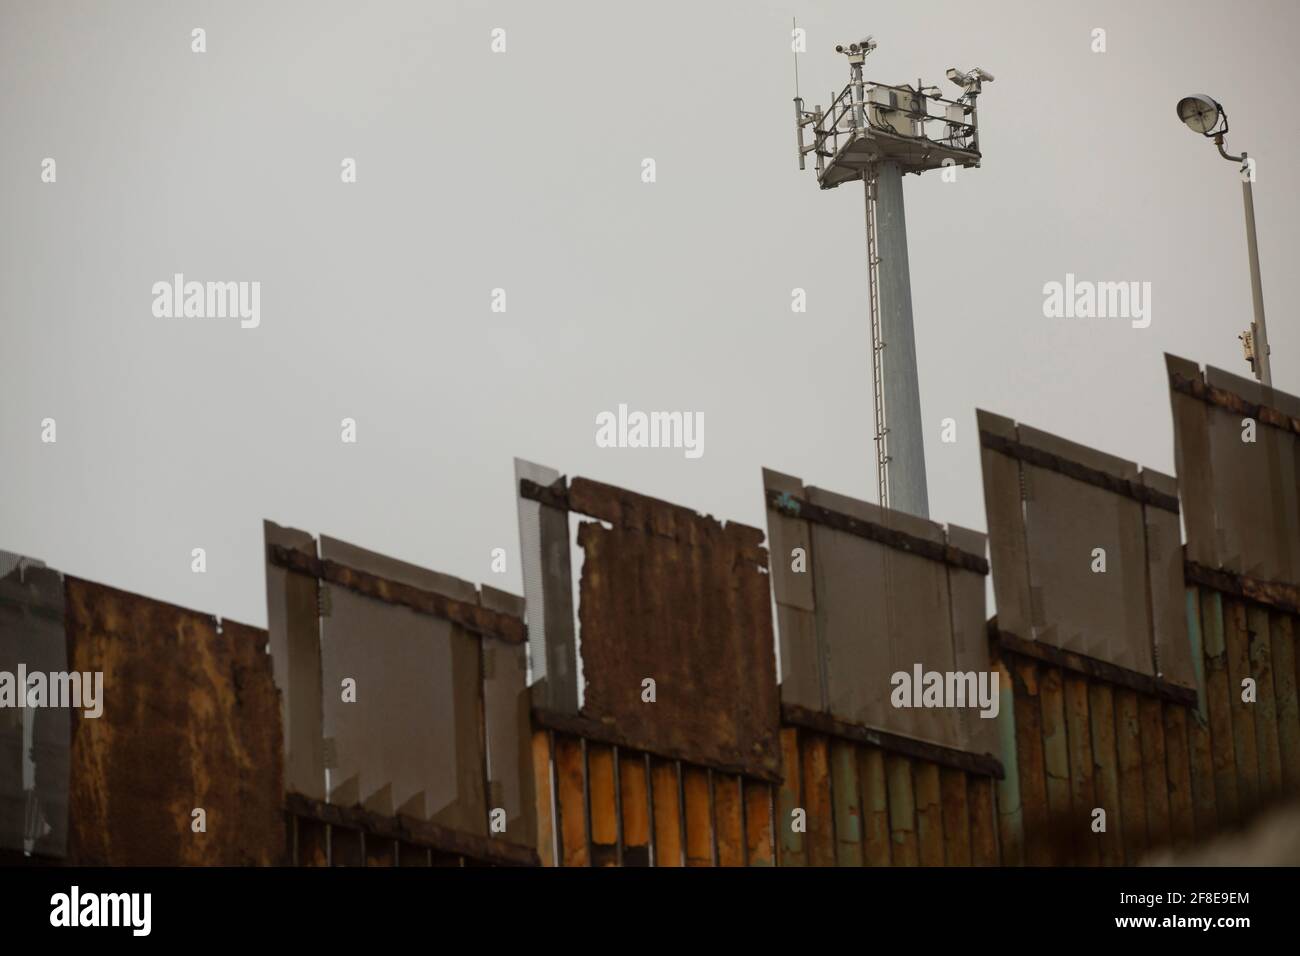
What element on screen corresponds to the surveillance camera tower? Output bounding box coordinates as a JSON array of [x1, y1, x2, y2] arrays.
[[794, 37, 991, 516]]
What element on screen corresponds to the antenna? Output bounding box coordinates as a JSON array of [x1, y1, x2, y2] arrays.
[[792, 19, 807, 170], [793, 38, 993, 517], [792, 18, 801, 100]]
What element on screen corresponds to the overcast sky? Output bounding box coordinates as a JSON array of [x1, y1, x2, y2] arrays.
[[3, 0, 1297, 628]]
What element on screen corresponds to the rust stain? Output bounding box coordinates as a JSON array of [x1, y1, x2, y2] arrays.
[[569, 478, 780, 780], [64, 578, 284, 865]]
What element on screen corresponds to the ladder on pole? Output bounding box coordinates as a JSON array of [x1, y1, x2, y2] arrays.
[[865, 168, 889, 510]]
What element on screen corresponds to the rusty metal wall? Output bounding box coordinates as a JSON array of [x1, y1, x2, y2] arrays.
[[995, 588, 1300, 865], [519, 468, 781, 781], [517, 466, 783, 865], [62, 577, 284, 865], [774, 727, 1000, 866], [532, 728, 775, 867], [978, 409, 1196, 690], [572, 477, 780, 779]]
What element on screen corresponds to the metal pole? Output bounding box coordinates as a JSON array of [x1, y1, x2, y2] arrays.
[[873, 161, 929, 518], [1240, 167, 1272, 385], [851, 62, 865, 130]]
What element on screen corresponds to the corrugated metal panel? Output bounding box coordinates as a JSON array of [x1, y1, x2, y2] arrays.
[[564, 476, 781, 780], [63, 578, 283, 865]]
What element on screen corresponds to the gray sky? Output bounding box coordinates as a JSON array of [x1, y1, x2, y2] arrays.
[[3, 0, 1297, 628]]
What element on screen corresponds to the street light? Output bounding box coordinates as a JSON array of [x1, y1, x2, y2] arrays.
[[1177, 94, 1273, 386]]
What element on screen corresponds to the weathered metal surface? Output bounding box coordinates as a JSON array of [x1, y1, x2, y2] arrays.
[[939, 767, 970, 865], [1163, 705, 1195, 845], [1113, 688, 1148, 863], [781, 703, 1003, 777], [978, 430, 1179, 512], [743, 779, 775, 866], [1023, 446, 1151, 673], [1062, 674, 1099, 865], [480, 586, 535, 847], [1184, 593, 1219, 836], [531, 706, 783, 783], [682, 766, 714, 866], [283, 792, 537, 866], [1199, 590, 1239, 826], [800, 733, 834, 865], [269, 544, 525, 644], [1184, 561, 1300, 616], [968, 775, 998, 866], [979, 410, 1187, 680], [859, 746, 892, 865], [1169, 365, 1300, 435], [516, 460, 579, 713], [560, 475, 780, 780], [1037, 667, 1070, 865], [263, 522, 324, 800], [775, 728, 804, 866], [885, 754, 918, 865], [1223, 600, 1260, 819], [587, 743, 618, 866], [1144, 470, 1198, 690], [618, 750, 651, 866], [776, 729, 1008, 869], [1087, 682, 1124, 865], [1247, 606, 1284, 804], [553, 734, 587, 866], [993, 628, 1196, 706], [764, 469, 996, 759], [766, 488, 989, 573], [1009, 659, 1050, 865], [763, 470, 822, 714], [914, 763, 944, 865], [1166, 355, 1300, 585], [272, 530, 540, 855], [0, 559, 68, 858], [831, 739, 863, 865], [317, 534, 486, 833], [530, 730, 557, 867], [64, 578, 283, 865], [1272, 615, 1300, 794], [713, 774, 744, 866], [990, 575, 1288, 866], [649, 757, 683, 866]]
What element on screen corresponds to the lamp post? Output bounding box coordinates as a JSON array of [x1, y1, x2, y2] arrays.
[[1176, 94, 1273, 386]]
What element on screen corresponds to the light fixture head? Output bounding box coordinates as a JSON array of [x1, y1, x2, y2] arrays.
[[1177, 94, 1225, 136]]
